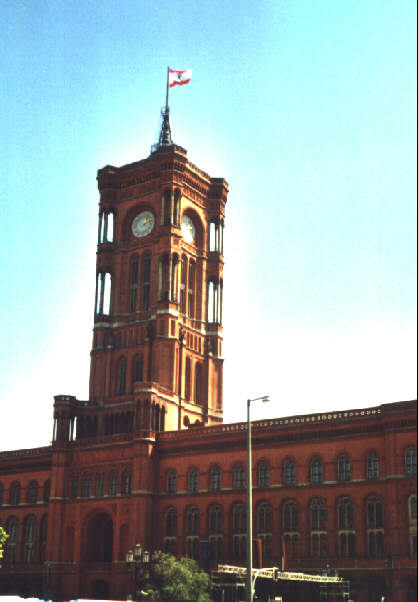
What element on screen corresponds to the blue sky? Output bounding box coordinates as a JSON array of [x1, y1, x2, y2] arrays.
[[0, 0, 416, 451]]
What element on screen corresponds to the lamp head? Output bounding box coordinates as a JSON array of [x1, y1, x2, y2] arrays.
[[261, 396, 270, 403], [126, 549, 134, 563]]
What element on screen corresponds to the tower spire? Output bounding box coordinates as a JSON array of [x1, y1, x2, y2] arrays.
[[156, 67, 172, 149]]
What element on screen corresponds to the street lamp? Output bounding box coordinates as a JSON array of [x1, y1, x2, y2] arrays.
[[125, 543, 151, 601], [246, 395, 270, 602]]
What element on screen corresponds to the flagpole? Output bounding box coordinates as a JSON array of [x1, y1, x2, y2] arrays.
[[165, 66, 170, 110]]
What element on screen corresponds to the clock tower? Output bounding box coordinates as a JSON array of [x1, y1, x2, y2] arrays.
[[84, 121, 227, 437]]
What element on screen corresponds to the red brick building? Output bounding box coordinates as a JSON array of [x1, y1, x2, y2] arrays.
[[0, 130, 416, 601]]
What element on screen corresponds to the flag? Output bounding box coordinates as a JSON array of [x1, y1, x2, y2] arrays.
[[169, 68, 192, 88]]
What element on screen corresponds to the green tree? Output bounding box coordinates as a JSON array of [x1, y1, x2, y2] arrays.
[[0, 527, 8, 567], [144, 551, 211, 602]]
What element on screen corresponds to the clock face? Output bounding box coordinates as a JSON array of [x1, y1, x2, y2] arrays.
[[131, 211, 155, 238], [182, 214, 195, 243]]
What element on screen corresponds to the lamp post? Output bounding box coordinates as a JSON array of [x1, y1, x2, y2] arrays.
[[246, 395, 270, 602], [125, 543, 151, 601]]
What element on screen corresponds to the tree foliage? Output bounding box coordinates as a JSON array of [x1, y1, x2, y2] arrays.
[[144, 551, 211, 602], [0, 527, 8, 566]]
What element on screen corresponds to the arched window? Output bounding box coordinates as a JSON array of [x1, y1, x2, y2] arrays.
[[173, 189, 181, 226], [5, 516, 19, 564], [310, 498, 327, 557], [39, 514, 48, 563], [310, 457, 323, 483], [337, 454, 351, 482], [109, 472, 118, 497], [258, 461, 270, 488], [408, 495, 417, 557], [194, 363, 201, 404], [257, 502, 273, 559], [283, 459, 296, 486], [81, 474, 92, 498], [164, 508, 177, 555], [208, 504, 223, 563], [122, 469, 132, 495], [210, 465, 222, 491], [69, 475, 78, 499], [43, 480, 50, 503], [96, 473, 105, 497], [23, 515, 37, 564], [233, 464, 245, 489], [187, 468, 199, 493], [283, 501, 299, 532], [98, 210, 114, 243], [366, 496, 384, 557], [232, 503, 246, 559], [188, 260, 195, 319], [171, 254, 179, 302], [180, 256, 187, 313], [282, 501, 299, 559], [405, 447, 417, 475], [185, 357, 191, 401], [9, 482, 20, 506], [208, 504, 223, 533], [129, 254, 139, 313], [27, 480, 38, 505], [117, 357, 127, 395], [166, 470, 177, 494], [337, 497, 355, 557], [134, 355, 144, 383], [141, 253, 151, 311], [367, 452, 380, 480], [185, 506, 200, 535], [95, 271, 112, 315]]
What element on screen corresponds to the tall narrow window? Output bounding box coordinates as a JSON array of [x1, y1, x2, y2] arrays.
[[210, 221, 217, 252], [173, 189, 181, 226], [185, 357, 191, 401], [338, 497, 355, 557], [187, 468, 199, 492], [310, 457, 323, 483], [283, 459, 296, 486], [117, 357, 127, 395], [185, 507, 200, 559], [282, 501, 299, 558], [166, 470, 177, 494], [81, 474, 92, 498], [98, 211, 114, 243], [232, 503, 246, 560], [103, 272, 112, 314], [5, 517, 18, 564], [194, 363, 201, 404], [23, 515, 37, 564], [210, 465, 222, 491], [109, 472, 118, 496], [208, 504, 223, 562], [367, 496, 384, 557], [39, 515, 48, 563], [164, 508, 177, 555], [367, 452, 380, 480], [258, 461, 270, 488], [141, 254, 151, 311], [43, 480, 50, 503], [188, 260, 195, 319], [171, 255, 179, 302], [122, 469, 132, 495], [338, 454, 351, 482], [27, 481, 38, 504], [69, 475, 78, 499], [233, 464, 245, 489], [129, 255, 139, 313], [405, 447, 417, 475], [180, 256, 187, 313], [310, 498, 328, 557], [256, 502, 273, 559], [134, 355, 144, 382], [9, 482, 20, 505], [96, 473, 105, 497]]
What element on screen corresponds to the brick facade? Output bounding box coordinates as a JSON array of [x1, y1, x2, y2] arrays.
[[0, 143, 416, 601]]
